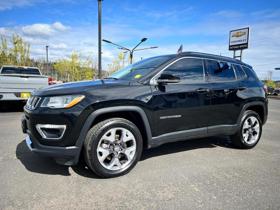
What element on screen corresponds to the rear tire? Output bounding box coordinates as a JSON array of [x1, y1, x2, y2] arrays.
[[84, 118, 143, 178], [230, 110, 262, 149]]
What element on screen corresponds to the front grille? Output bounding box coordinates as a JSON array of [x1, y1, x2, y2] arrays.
[[26, 96, 41, 110]]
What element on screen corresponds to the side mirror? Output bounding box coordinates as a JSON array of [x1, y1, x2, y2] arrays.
[[156, 73, 180, 84]]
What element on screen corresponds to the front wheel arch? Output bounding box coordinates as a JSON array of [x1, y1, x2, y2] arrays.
[[73, 106, 152, 164]]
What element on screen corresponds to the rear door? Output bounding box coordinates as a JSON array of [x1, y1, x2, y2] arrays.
[[205, 59, 242, 130], [149, 57, 211, 137]]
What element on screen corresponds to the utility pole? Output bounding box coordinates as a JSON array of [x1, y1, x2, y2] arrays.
[[97, 0, 103, 79], [267, 71, 273, 81], [46, 45, 49, 76]]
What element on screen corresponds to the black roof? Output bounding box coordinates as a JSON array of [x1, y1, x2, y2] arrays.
[[175, 51, 251, 67]]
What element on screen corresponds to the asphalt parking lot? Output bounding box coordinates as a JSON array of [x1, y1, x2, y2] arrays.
[[0, 99, 280, 210]]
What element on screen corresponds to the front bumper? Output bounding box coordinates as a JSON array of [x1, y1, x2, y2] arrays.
[[0, 93, 29, 101], [22, 117, 80, 165]]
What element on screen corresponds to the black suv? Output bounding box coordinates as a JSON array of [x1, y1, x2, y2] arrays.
[[21, 52, 268, 178]]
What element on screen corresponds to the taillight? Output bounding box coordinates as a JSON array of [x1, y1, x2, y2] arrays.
[[48, 77, 53, 85]]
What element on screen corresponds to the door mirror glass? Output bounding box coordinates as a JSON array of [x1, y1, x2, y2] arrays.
[[157, 73, 180, 84]]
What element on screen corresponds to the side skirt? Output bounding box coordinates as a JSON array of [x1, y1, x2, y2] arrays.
[[149, 124, 239, 148]]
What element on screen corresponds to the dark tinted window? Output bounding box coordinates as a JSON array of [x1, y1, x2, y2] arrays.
[[162, 58, 204, 83], [242, 66, 259, 81], [206, 60, 235, 81], [1, 67, 40, 75], [233, 64, 247, 80]]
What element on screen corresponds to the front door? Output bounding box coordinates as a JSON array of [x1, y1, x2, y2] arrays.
[[148, 57, 211, 137]]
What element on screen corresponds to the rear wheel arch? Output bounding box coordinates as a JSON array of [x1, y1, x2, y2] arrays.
[[245, 105, 265, 123], [238, 102, 266, 125]]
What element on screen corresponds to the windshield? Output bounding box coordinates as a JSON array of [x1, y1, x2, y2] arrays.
[[109, 55, 173, 80]]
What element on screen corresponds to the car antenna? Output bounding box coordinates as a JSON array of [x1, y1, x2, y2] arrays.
[[177, 44, 183, 54]]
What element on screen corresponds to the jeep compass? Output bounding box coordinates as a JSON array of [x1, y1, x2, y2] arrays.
[[21, 52, 268, 178]]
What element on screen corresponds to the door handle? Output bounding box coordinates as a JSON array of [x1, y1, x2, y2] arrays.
[[196, 88, 210, 93]]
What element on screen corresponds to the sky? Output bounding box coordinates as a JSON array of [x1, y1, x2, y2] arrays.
[[0, 0, 280, 79]]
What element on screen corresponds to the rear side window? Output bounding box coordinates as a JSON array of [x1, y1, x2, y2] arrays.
[[1, 67, 40, 75], [242, 66, 259, 81], [162, 58, 204, 83], [205, 60, 236, 81], [233, 64, 247, 80]]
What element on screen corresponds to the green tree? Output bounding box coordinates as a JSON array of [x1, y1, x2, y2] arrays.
[[0, 34, 31, 66], [53, 52, 95, 82], [264, 80, 276, 88], [0, 34, 96, 82], [107, 52, 126, 74]]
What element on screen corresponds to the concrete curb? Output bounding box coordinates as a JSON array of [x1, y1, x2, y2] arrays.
[[268, 96, 280, 100]]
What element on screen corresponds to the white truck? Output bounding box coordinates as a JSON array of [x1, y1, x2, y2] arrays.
[[0, 65, 49, 101]]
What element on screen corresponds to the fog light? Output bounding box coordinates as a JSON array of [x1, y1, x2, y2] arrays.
[[36, 124, 66, 140]]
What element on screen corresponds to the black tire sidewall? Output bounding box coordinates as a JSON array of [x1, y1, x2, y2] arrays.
[[87, 119, 143, 178]]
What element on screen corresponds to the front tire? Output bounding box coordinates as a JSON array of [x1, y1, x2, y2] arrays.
[[230, 110, 262, 149], [84, 118, 143, 178]]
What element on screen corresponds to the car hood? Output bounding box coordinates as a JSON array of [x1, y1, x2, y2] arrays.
[[34, 79, 131, 96]]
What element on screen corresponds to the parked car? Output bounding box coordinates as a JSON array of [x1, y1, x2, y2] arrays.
[[21, 52, 268, 178], [267, 86, 274, 95], [273, 89, 280, 96], [0, 65, 49, 101]]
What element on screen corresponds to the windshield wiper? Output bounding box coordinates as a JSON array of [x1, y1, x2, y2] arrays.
[[104, 77, 118, 80]]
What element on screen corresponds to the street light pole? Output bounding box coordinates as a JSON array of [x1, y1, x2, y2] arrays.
[[129, 51, 133, 64], [102, 38, 153, 64], [97, 0, 103, 79], [129, 38, 147, 64], [46, 45, 49, 75]]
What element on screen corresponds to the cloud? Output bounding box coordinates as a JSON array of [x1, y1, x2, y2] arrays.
[[0, 0, 76, 11], [213, 10, 243, 19], [22, 22, 68, 37], [0, 0, 35, 11], [52, 22, 68, 31], [0, 27, 12, 36], [50, 42, 67, 49], [22, 24, 54, 37], [251, 9, 280, 19], [145, 6, 194, 19], [1, 5, 280, 79]]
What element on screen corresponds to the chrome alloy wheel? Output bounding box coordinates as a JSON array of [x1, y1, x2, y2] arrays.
[[96, 127, 137, 171], [242, 116, 260, 145]]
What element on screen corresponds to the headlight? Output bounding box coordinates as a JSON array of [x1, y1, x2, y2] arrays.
[[40, 95, 85, 109]]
